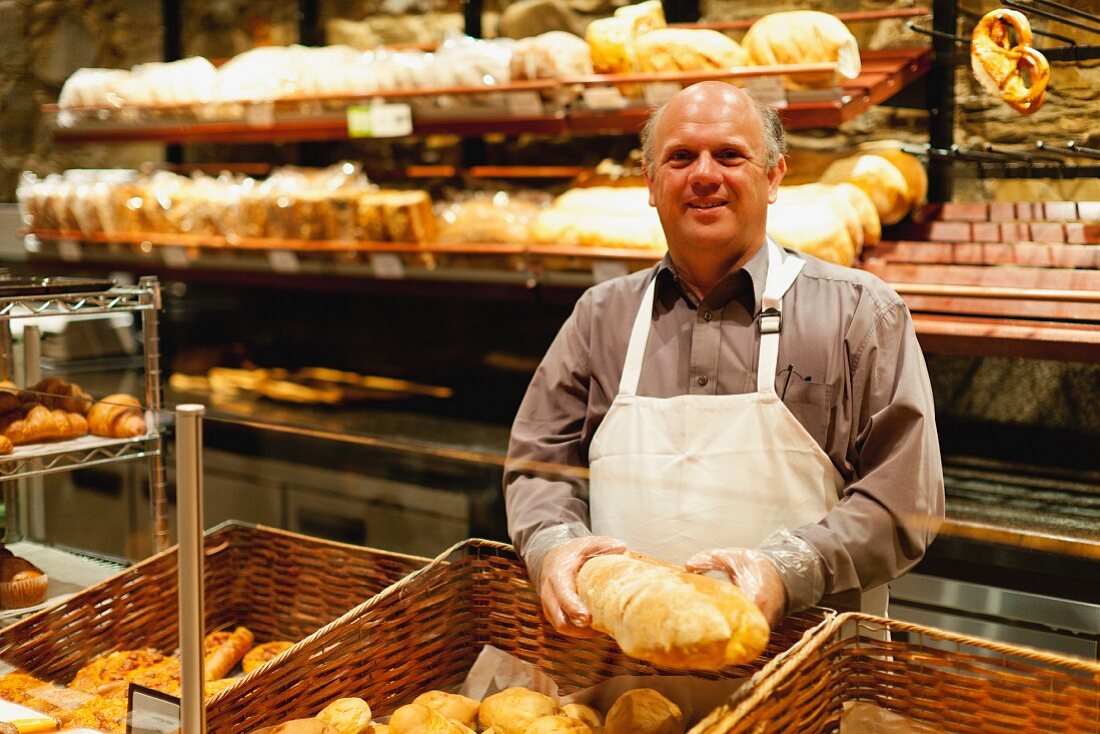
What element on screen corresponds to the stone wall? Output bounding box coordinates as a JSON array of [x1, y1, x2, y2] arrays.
[[0, 0, 1097, 201]]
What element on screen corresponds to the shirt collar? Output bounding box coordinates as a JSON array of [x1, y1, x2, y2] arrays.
[[656, 240, 770, 314]]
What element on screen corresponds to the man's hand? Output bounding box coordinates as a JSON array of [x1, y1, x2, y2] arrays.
[[538, 535, 627, 637], [685, 548, 788, 628]]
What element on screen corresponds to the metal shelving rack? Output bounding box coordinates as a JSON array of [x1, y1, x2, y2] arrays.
[[0, 276, 169, 595]]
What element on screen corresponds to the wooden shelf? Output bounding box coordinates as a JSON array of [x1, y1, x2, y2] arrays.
[[46, 48, 931, 144]]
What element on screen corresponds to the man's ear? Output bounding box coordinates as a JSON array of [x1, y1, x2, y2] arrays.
[[643, 161, 657, 207], [767, 156, 787, 204]]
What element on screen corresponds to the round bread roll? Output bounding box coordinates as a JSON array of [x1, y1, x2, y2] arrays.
[[249, 719, 337, 734], [741, 11, 860, 89], [831, 182, 881, 246], [776, 184, 863, 254], [242, 641, 295, 673], [390, 703, 474, 734], [819, 154, 911, 225], [479, 688, 560, 734], [768, 200, 857, 266], [561, 703, 602, 729], [316, 698, 372, 734], [867, 149, 928, 211], [412, 691, 479, 730], [604, 689, 683, 734], [524, 715, 595, 734]]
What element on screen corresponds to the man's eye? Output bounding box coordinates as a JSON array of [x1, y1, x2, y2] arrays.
[[668, 151, 693, 162], [718, 150, 743, 161]]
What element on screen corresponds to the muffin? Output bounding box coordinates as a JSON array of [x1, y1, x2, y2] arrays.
[[0, 555, 49, 609]]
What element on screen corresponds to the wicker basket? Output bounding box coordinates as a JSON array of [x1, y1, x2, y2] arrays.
[[208, 538, 834, 733], [0, 522, 427, 688], [691, 612, 1100, 734]]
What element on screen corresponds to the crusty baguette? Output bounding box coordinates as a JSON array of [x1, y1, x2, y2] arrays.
[[204, 626, 255, 680], [576, 554, 770, 670]]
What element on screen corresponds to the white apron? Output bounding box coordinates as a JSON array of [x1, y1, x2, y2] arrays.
[[589, 239, 887, 616]]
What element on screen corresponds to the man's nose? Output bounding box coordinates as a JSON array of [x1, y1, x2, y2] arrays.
[[688, 152, 720, 185]]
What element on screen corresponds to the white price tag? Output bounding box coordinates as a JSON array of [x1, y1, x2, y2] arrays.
[[743, 75, 787, 107], [506, 91, 544, 117], [583, 86, 628, 111], [161, 246, 190, 268], [58, 239, 82, 262], [592, 260, 630, 283], [245, 101, 276, 128], [267, 249, 301, 274], [643, 82, 681, 108], [369, 253, 406, 279], [347, 102, 413, 138]]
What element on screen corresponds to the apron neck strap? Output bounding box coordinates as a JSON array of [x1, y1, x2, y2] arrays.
[[758, 239, 805, 393], [619, 274, 658, 397]]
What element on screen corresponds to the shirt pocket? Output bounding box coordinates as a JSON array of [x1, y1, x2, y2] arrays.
[[781, 377, 832, 450]]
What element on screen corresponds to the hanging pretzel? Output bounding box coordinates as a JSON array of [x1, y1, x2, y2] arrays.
[[970, 8, 1050, 115]]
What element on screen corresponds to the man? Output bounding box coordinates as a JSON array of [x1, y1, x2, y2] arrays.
[[504, 81, 944, 637]]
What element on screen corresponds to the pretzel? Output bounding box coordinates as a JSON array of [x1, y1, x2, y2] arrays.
[[971, 9, 1050, 115]]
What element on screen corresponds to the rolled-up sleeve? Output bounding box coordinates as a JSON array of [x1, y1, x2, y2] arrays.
[[504, 294, 596, 563], [794, 299, 945, 597]]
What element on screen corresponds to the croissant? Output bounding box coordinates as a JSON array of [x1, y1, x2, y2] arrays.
[[0, 435, 12, 455], [24, 377, 94, 414], [2, 404, 88, 445], [87, 394, 147, 438]]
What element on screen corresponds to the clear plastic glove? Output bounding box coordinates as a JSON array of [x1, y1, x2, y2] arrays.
[[684, 548, 788, 628], [538, 535, 627, 638]]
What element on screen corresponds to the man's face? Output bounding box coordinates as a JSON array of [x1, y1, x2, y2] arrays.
[[644, 83, 785, 267]]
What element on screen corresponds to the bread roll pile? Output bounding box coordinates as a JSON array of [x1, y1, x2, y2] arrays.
[[532, 187, 665, 250]]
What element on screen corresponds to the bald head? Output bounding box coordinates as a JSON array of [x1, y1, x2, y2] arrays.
[[640, 82, 786, 174]]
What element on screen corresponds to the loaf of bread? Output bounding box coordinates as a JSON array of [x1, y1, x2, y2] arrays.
[[390, 703, 475, 734], [819, 153, 911, 225], [316, 697, 373, 734], [204, 625, 255, 680], [510, 31, 593, 80], [242, 640, 295, 673], [768, 198, 857, 266], [87, 393, 147, 439], [525, 715, 595, 734], [479, 688, 560, 734], [866, 148, 928, 212], [576, 554, 770, 669], [412, 691, 480, 730], [604, 689, 683, 734], [561, 704, 602, 729], [741, 10, 860, 90], [586, 0, 666, 75], [775, 184, 865, 255], [250, 720, 338, 734], [635, 28, 748, 72]]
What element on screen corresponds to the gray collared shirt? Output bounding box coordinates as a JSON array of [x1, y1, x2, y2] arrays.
[[504, 242, 945, 610]]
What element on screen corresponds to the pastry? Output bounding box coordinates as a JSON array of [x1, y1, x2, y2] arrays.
[[604, 689, 683, 734], [741, 10, 861, 90], [242, 640, 295, 673], [0, 555, 48, 609], [204, 626, 255, 679], [412, 691, 479, 730], [316, 697, 373, 734], [576, 553, 770, 670], [71, 648, 170, 694], [479, 688, 560, 734], [970, 8, 1049, 114], [1, 405, 88, 445], [250, 719, 338, 734], [87, 394, 147, 439], [561, 703, 602, 729], [24, 377, 94, 415], [390, 703, 474, 734], [524, 715, 595, 733]]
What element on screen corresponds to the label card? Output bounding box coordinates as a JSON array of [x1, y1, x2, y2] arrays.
[[58, 239, 82, 263], [506, 91, 545, 117], [348, 102, 414, 138], [267, 249, 301, 274], [582, 86, 628, 111], [127, 685, 180, 734], [369, 253, 406, 279], [592, 260, 630, 283], [161, 246, 190, 269]]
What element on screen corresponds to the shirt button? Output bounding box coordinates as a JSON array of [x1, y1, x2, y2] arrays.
[[697, 375, 708, 387], [702, 311, 713, 322]]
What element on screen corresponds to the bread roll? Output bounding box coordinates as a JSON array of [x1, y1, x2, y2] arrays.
[[775, 184, 863, 254], [866, 149, 927, 211], [510, 31, 593, 80], [412, 691, 479, 730], [635, 28, 747, 72], [819, 154, 910, 225], [317, 698, 373, 734], [204, 626, 255, 680], [561, 703, 602, 729], [604, 689, 683, 734], [576, 554, 769, 670], [479, 688, 560, 734], [586, 0, 665, 75], [524, 715, 595, 734], [831, 182, 881, 246], [741, 11, 860, 90], [768, 200, 857, 266], [390, 703, 474, 734], [242, 640, 295, 673]]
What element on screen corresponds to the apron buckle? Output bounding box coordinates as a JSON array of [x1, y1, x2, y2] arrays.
[[760, 307, 782, 334]]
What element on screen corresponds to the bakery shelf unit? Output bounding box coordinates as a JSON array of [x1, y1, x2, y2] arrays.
[[0, 276, 169, 621]]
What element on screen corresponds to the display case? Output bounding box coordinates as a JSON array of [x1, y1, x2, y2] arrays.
[[0, 276, 167, 624]]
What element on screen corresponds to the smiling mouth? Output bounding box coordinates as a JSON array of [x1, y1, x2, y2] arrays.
[[688, 201, 726, 210]]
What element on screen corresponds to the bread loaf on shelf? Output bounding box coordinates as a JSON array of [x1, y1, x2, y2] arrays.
[[741, 10, 861, 90], [576, 553, 770, 669], [635, 28, 748, 72], [819, 153, 911, 225], [586, 0, 666, 75]]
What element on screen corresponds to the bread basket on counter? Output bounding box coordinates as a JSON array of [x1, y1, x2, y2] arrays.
[[0, 522, 428, 692], [692, 612, 1100, 734], [208, 537, 834, 733]]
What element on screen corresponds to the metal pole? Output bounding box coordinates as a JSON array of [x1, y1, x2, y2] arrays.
[[176, 403, 206, 734], [928, 0, 957, 202], [0, 319, 12, 383], [140, 276, 170, 552], [22, 325, 44, 540]]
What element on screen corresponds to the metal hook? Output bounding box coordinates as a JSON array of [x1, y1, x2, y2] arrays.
[[907, 19, 970, 45], [1066, 141, 1100, 160], [1002, 0, 1100, 35]]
